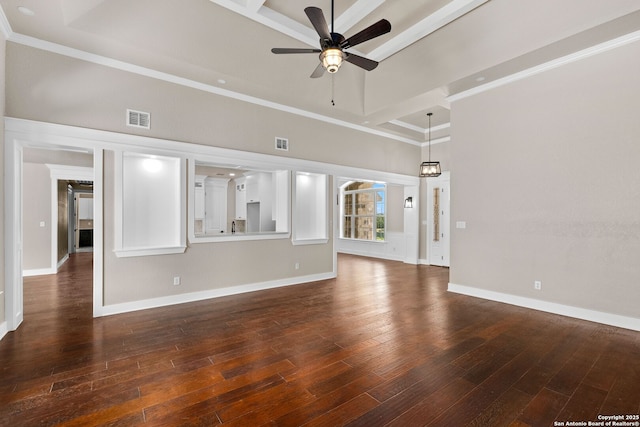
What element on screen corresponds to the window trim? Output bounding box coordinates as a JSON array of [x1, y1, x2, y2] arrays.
[[340, 181, 386, 242]]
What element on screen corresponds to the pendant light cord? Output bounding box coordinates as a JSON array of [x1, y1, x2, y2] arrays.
[[331, 0, 334, 34], [427, 112, 432, 162]]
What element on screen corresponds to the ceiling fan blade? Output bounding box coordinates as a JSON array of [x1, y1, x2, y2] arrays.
[[344, 53, 379, 71], [340, 19, 391, 49], [305, 7, 331, 41], [310, 63, 325, 78], [271, 48, 321, 54]]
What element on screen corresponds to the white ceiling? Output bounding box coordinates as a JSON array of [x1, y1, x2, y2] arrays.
[[2, 0, 640, 146]]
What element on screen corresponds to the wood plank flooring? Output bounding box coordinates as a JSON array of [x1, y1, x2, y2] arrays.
[[1, 253, 639, 426]]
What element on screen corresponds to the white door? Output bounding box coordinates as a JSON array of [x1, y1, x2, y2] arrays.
[[427, 174, 450, 267]]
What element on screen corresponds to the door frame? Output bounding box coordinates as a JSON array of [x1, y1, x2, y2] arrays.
[[426, 171, 450, 266], [4, 141, 24, 331], [4, 123, 104, 332]]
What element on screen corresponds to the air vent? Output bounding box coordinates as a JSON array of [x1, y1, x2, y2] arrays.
[[275, 137, 289, 151], [127, 109, 150, 129]]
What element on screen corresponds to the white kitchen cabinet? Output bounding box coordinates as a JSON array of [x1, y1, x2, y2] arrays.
[[194, 175, 206, 220], [240, 173, 275, 232]]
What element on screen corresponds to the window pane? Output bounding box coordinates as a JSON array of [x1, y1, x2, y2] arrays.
[[341, 181, 386, 242], [344, 193, 353, 215], [343, 216, 352, 238], [355, 216, 373, 240], [376, 215, 385, 241], [356, 192, 374, 215]]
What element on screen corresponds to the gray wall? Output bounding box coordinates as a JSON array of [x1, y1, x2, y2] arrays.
[[6, 43, 419, 176], [449, 39, 640, 319], [6, 43, 416, 308], [103, 151, 334, 305], [22, 163, 52, 271]]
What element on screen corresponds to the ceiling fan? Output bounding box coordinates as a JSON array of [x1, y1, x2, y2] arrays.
[[271, 1, 391, 78]]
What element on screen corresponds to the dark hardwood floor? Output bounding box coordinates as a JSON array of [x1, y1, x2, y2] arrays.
[[1, 253, 638, 426]]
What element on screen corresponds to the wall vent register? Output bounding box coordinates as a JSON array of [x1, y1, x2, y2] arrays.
[[275, 137, 289, 151], [126, 109, 151, 129]]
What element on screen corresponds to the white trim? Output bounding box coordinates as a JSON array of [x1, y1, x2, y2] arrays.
[[0, 320, 7, 341], [0, 4, 11, 39], [4, 139, 23, 330], [57, 253, 69, 270], [22, 268, 56, 277], [448, 30, 640, 103], [369, 0, 489, 61], [292, 238, 330, 246], [5, 32, 422, 146], [101, 272, 336, 317], [7, 118, 420, 187], [113, 152, 187, 258], [191, 233, 291, 244], [448, 283, 640, 332], [93, 150, 104, 317], [337, 232, 408, 263], [114, 246, 187, 258], [292, 172, 329, 245], [389, 120, 451, 136], [338, 248, 405, 263]]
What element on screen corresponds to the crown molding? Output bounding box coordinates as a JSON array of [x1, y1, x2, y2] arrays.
[[4, 29, 424, 148], [448, 30, 640, 103], [0, 4, 11, 39]]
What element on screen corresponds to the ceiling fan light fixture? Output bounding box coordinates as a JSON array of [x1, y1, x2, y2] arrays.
[[320, 48, 343, 73]]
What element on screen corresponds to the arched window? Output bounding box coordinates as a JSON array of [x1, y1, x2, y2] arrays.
[[340, 181, 385, 241]]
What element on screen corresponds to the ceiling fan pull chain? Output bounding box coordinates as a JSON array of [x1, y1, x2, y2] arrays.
[[331, 74, 335, 106]]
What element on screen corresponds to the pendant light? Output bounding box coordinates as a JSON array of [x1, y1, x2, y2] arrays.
[[419, 112, 441, 177]]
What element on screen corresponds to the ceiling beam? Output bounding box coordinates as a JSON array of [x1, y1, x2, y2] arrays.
[[368, 0, 489, 61], [210, 0, 318, 48], [335, 0, 385, 34], [245, 0, 266, 13]]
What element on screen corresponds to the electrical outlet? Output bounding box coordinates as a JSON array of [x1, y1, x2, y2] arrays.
[[173, 276, 181, 286], [295, 262, 300, 270], [534, 280, 541, 290]]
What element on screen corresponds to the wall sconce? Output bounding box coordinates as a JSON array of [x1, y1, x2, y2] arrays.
[[404, 196, 413, 208]]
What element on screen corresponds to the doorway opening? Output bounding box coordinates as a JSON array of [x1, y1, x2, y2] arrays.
[[426, 172, 450, 267], [69, 183, 94, 254], [5, 133, 104, 334]]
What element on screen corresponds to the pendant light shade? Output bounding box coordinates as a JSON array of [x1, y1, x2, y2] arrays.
[[419, 112, 441, 177], [419, 162, 441, 177]]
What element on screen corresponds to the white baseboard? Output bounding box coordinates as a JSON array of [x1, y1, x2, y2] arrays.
[[338, 249, 405, 263], [0, 321, 8, 341], [57, 254, 69, 270], [99, 272, 336, 317], [448, 283, 640, 332], [23, 268, 56, 277]]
